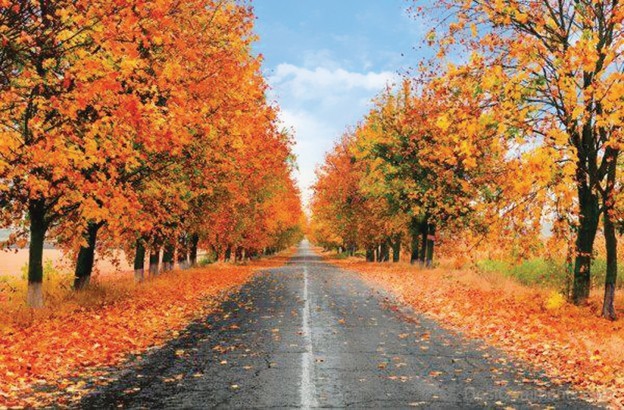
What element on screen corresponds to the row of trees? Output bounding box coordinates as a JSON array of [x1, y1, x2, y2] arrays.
[[311, 0, 623, 319], [0, 0, 303, 307]]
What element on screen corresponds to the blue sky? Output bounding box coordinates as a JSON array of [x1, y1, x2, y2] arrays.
[[252, 1, 433, 207]]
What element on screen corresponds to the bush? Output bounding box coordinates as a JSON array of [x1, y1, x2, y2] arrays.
[[197, 253, 216, 267], [334, 251, 350, 260]]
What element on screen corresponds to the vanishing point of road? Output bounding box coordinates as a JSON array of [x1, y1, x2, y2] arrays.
[[82, 241, 595, 409]]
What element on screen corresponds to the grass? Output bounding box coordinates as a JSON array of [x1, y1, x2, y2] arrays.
[[197, 253, 216, 267], [333, 251, 351, 260], [476, 257, 624, 294]]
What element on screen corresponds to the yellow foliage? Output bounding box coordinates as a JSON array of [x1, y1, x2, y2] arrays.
[[545, 291, 566, 311]]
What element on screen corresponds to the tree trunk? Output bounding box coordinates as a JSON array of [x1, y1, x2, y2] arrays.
[[225, 246, 232, 262], [601, 156, 618, 320], [572, 184, 600, 304], [177, 248, 188, 269], [27, 199, 47, 308], [602, 208, 618, 320], [419, 221, 428, 267], [425, 224, 436, 268], [177, 235, 189, 269], [134, 239, 146, 283], [366, 248, 374, 262], [149, 248, 160, 276], [189, 233, 199, 267], [74, 222, 101, 290], [410, 230, 419, 264], [162, 242, 174, 271], [392, 234, 401, 263], [380, 240, 390, 262]]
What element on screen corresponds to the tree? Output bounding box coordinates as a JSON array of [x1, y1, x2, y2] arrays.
[[0, 0, 136, 305], [424, 0, 624, 316], [0, 0, 304, 307]]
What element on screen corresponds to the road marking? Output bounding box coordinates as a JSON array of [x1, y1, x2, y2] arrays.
[[301, 263, 318, 408]]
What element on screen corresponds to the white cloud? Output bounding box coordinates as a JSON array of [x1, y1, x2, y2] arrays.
[[267, 61, 399, 208], [270, 64, 396, 100], [278, 109, 334, 208]]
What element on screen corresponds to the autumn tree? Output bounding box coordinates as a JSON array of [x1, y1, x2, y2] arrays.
[[422, 0, 624, 317], [0, 0, 304, 307], [0, 0, 140, 305], [311, 134, 366, 254]]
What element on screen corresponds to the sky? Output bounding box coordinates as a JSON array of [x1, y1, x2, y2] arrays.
[[252, 0, 433, 208]]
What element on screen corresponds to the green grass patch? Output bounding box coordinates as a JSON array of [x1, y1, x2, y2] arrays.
[[477, 257, 624, 292]]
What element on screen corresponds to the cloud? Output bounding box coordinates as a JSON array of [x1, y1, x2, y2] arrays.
[[270, 63, 396, 101], [277, 109, 334, 208], [267, 61, 399, 207]]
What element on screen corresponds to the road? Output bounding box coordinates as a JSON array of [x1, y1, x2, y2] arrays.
[[81, 241, 594, 409]]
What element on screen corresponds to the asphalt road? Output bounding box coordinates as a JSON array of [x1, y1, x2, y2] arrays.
[[81, 241, 595, 409]]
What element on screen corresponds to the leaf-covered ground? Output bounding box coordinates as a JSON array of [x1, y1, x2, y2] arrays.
[[0, 251, 293, 407], [328, 256, 624, 408]]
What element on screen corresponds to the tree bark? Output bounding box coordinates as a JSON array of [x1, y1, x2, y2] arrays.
[[74, 222, 101, 290], [425, 224, 436, 268], [162, 241, 174, 271], [189, 233, 199, 267], [366, 248, 374, 262], [149, 248, 160, 276], [601, 155, 618, 320], [379, 240, 390, 262], [134, 239, 146, 283], [347, 244, 355, 257], [392, 234, 401, 263], [27, 199, 47, 308], [602, 208, 618, 320], [419, 221, 428, 267], [177, 247, 188, 269], [177, 236, 189, 269], [224, 246, 232, 262], [572, 182, 600, 304], [410, 230, 419, 264]]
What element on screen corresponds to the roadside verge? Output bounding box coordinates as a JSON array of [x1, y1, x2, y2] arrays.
[[322, 252, 623, 408]]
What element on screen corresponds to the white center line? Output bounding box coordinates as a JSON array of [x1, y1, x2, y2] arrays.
[[301, 262, 318, 408]]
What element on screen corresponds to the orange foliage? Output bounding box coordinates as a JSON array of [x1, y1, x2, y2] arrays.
[[327, 255, 624, 407], [0, 250, 293, 407], [0, 0, 303, 305]]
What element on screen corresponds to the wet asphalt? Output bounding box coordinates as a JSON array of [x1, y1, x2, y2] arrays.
[[80, 241, 596, 409]]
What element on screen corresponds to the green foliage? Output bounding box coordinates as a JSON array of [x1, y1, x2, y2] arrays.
[[354, 250, 367, 258], [591, 259, 624, 290], [477, 258, 568, 290], [21, 260, 68, 284], [477, 258, 624, 291], [334, 251, 351, 260], [198, 253, 216, 267]]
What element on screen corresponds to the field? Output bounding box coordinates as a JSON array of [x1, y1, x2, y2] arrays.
[[0, 248, 132, 279]]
